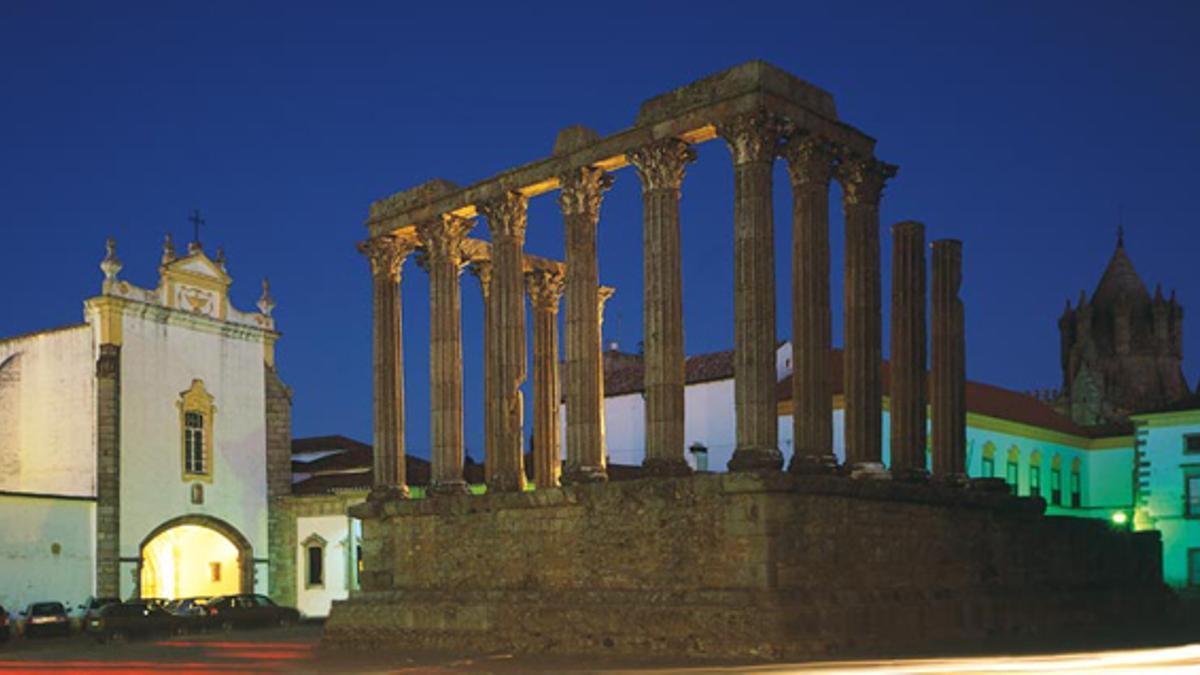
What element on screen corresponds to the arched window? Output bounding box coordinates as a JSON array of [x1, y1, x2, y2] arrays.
[[1029, 451, 1042, 498], [1005, 446, 1020, 494], [178, 380, 215, 481], [1070, 457, 1082, 508], [302, 534, 326, 589], [981, 442, 996, 478], [1050, 455, 1063, 506]]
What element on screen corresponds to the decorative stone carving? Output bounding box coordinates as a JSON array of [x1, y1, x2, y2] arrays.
[[257, 278, 276, 317], [359, 235, 418, 282], [628, 138, 696, 192], [717, 111, 783, 166], [837, 155, 898, 206]]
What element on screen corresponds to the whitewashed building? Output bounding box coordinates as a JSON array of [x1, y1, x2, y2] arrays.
[[0, 237, 291, 610]]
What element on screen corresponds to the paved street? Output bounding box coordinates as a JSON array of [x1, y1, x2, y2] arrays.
[[3, 625, 1200, 673]]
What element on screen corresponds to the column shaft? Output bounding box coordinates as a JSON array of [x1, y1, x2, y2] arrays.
[[781, 136, 837, 473], [931, 239, 967, 481], [719, 112, 783, 472], [528, 270, 565, 488], [838, 157, 897, 477], [890, 221, 928, 480], [630, 139, 695, 476], [480, 192, 529, 493], [361, 235, 415, 498], [559, 167, 612, 483], [417, 216, 472, 495], [470, 262, 494, 482]]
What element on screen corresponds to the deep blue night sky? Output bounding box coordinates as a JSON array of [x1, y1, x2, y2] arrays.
[[3, 2, 1198, 459]]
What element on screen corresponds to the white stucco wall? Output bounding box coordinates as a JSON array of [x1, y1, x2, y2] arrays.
[[117, 310, 269, 598], [0, 325, 95, 496], [295, 514, 357, 618], [0, 494, 95, 611], [1137, 416, 1200, 587]]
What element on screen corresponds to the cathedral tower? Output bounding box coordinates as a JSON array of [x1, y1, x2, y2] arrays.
[[1058, 230, 1190, 425]]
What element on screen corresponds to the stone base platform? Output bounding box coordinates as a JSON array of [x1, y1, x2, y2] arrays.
[[322, 473, 1167, 661]]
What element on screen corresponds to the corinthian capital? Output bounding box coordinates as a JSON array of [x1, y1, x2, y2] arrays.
[[478, 191, 529, 245], [717, 110, 784, 165], [358, 233, 418, 281], [526, 269, 566, 313], [779, 134, 836, 188], [628, 138, 696, 192], [415, 214, 474, 263], [557, 166, 613, 221], [837, 155, 899, 206]]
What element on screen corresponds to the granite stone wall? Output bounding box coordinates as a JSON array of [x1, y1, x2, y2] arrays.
[[323, 473, 1165, 661]]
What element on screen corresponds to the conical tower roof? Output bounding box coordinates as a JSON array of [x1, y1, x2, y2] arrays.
[[1090, 229, 1150, 308]]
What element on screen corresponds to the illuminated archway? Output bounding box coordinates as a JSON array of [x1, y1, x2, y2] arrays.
[[138, 515, 253, 600]]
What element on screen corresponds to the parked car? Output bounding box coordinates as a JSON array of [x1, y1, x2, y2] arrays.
[[0, 604, 10, 642], [21, 602, 70, 638], [165, 597, 209, 616], [205, 594, 299, 631], [77, 596, 121, 632], [89, 601, 187, 643]]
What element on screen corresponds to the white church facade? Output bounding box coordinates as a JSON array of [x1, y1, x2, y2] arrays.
[[0, 237, 291, 610]]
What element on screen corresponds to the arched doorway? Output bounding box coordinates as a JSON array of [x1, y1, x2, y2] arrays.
[[139, 515, 254, 600]]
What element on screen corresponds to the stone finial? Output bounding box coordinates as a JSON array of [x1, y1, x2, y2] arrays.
[[162, 234, 176, 265], [216, 246, 227, 270], [101, 237, 122, 283], [258, 277, 276, 317], [553, 125, 601, 155]]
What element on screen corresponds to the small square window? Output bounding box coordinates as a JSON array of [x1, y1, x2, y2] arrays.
[[210, 562, 221, 583], [1186, 476, 1200, 518], [1185, 434, 1200, 454]]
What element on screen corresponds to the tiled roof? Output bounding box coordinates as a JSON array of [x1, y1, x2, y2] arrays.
[[605, 349, 734, 397], [1131, 394, 1200, 417], [603, 346, 1123, 441], [292, 435, 371, 456]]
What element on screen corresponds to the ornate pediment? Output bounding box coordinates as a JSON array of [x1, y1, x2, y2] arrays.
[[159, 251, 231, 320]]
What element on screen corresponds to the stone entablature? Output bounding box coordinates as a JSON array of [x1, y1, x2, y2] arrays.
[[365, 62, 872, 237]]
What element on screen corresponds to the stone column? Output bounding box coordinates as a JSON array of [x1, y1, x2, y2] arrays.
[[598, 286, 615, 466], [95, 342, 121, 598], [479, 192, 529, 493], [780, 134, 837, 473], [718, 111, 783, 472], [559, 166, 612, 484], [416, 215, 473, 496], [359, 234, 417, 499], [527, 269, 565, 488], [931, 239, 967, 482], [889, 221, 928, 480], [468, 261, 494, 482], [837, 156, 898, 478], [629, 138, 695, 477]]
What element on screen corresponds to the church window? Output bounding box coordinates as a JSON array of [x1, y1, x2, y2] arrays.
[[1185, 434, 1200, 454], [1189, 549, 1200, 588], [1029, 451, 1042, 498], [185, 413, 205, 473], [1051, 468, 1062, 506], [1005, 447, 1020, 495], [1186, 475, 1200, 518], [177, 379, 216, 482], [303, 534, 326, 589]]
